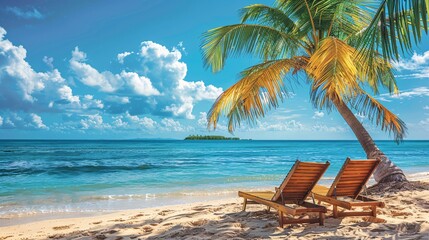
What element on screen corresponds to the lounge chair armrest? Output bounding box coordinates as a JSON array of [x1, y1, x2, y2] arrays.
[[356, 195, 385, 208], [312, 193, 352, 210], [299, 201, 327, 213]]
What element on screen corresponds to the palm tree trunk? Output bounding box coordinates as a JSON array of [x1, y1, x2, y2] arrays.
[[332, 99, 407, 183]]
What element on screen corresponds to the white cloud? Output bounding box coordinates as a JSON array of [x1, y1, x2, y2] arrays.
[[6, 7, 44, 19], [71, 41, 222, 119], [393, 51, 429, 70], [80, 114, 108, 130], [255, 120, 304, 131], [70, 47, 160, 96], [0, 112, 48, 130], [126, 112, 157, 129], [70, 47, 120, 92], [312, 124, 347, 133], [112, 117, 128, 128], [119, 71, 160, 96], [164, 99, 195, 119], [43, 56, 54, 69], [424, 106, 429, 110], [198, 112, 208, 127], [30, 113, 48, 129], [378, 87, 429, 100], [82, 95, 104, 110], [312, 111, 324, 119], [160, 118, 193, 132], [0, 27, 82, 114], [58, 85, 80, 104], [138, 41, 222, 119], [0, 28, 223, 132], [354, 112, 366, 121], [117, 51, 133, 64], [105, 96, 130, 104], [393, 51, 429, 78], [177, 80, 223, 101]]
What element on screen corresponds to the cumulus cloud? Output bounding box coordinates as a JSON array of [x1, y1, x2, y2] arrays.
[[82, 95, 104, 110], [393, 51, 429, 78], [80, 114, 108, 130], [125, 112, 157, 129], [30, 113, 48, 129], [138, 41, 222, 119], [0, 112, 48, 130], [43, 56, 54, 69], [312, 124, 347, 133], [105, 96, 130, 104], [5, 7, 44, 19], [378, 87, 429, 101], [112, 116, 128, 128], [0, 27, 83, 114], [70, 47, 120, 92], [160, 118, 192, 132], [0, 27, 222, 133], [393, 51, 429, 70], [117, 51, 133, 64], [71, 41, 222, 119], [312, 111, 324, 119], [198, 112, 208, 127], [255, 120, 304, 131], [70, 47, 160, 96], [119, 71, 160, 96]]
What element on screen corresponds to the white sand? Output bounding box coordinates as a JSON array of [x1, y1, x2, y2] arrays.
[[1, 180, 428, 239]]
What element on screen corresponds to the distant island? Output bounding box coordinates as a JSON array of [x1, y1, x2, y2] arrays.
[[184, 135, 240, 140]]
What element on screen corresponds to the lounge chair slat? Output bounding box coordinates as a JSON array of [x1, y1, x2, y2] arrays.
[[290, 172, 325, 176], [337, 180, 367, 185]]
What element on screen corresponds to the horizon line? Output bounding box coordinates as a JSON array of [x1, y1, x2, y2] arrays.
[[0, 138, 428, 141]]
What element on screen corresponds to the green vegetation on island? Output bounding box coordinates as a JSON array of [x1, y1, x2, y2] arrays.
[[184, 135, 240, 140]]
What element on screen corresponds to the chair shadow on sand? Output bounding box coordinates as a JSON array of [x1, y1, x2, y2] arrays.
[[46, 200, 427, 240]]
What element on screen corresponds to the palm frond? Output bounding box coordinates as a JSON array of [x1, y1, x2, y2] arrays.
[[359, 0, 429, 60], [201, 24, 301, 72], [315, 0, 373, 39], [306, 37, 359, 109], [207, 58, 304, 131], [355, 51, 398, 95], [275, 0, 319, 45], [240, 4, 296, 32], [351, 92, 407, 142]]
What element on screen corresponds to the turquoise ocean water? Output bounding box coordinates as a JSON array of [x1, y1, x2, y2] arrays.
[[0, 140, 428, 221]]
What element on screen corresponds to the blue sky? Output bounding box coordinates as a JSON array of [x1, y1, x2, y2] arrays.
[[0, 0, 428, 140]]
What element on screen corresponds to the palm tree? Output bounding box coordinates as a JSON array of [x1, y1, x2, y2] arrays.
[[201, 0, 428, 183]]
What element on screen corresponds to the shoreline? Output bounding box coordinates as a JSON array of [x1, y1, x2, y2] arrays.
[[1, 179, 428, 239], [1, 171, 428, 228]]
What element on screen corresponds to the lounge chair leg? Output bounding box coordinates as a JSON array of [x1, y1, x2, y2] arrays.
[[319, 212, 325, 226], [242, 198, 247, 211], [371, 205, 377, 217], [333, 205, 338, 218], [266, 206, 271, 213], [278, 211, 284, 228]]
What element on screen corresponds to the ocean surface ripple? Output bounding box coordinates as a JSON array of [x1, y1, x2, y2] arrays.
[[0, 140, 427, 218]]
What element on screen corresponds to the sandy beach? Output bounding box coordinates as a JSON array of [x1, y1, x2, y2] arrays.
[[1, 179, 428, 240]]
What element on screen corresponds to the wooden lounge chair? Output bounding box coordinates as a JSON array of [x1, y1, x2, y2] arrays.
[[312, 158, 385, 218], [238, 160, 330, 227]]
